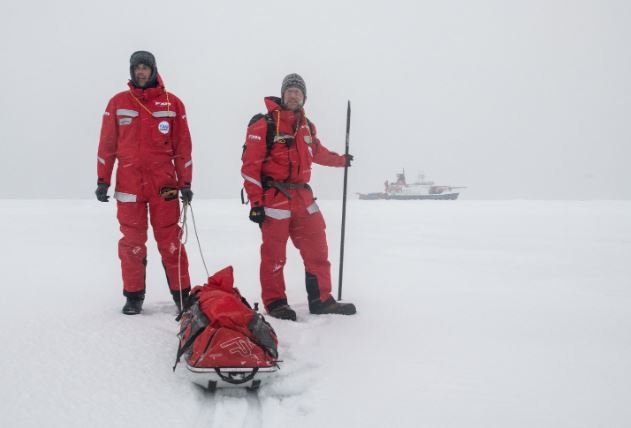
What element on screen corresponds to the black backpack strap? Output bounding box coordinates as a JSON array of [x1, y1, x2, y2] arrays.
[[263, 113, 276, 156]]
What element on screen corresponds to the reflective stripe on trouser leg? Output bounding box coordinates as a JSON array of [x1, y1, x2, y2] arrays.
[[148, 195, 190, 292], [117, 201, 149, 295], [290, 208, 332, 303], [260, 215, 291, 308]]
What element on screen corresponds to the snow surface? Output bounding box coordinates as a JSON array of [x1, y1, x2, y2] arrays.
[[2, 199, 630, 428]]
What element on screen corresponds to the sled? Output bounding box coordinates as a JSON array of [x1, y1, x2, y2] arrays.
[[174, 266, 280, 391]]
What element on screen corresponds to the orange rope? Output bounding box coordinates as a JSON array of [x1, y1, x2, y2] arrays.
[[129, 90, 153, 115], [129, 88, 171, 115]]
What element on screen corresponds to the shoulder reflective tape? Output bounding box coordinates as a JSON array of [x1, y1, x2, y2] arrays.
[[118, 118, 132, 126], [241, 172, 262, 188], [184, 160, 192, 168], [152, 111, 177, 118], [114, 192, 137, 203], [306, 202, 320, 214], [116, 109, 139, 117], [97, 156, 106, 165], [264, 207, 291, 220]]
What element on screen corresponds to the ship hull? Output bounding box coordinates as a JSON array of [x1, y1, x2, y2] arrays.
[[358, 192, 459, 200], [357, 192, 387, 200]]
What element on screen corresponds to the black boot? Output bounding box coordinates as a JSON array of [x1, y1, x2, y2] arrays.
[[309, 297, 356, 315], [122, 298, 144, 315], [172, 288, 191, 312], [267, 299, 297, 321]]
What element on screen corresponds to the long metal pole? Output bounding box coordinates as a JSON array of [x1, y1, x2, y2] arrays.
[[338, 100, 351, 301]]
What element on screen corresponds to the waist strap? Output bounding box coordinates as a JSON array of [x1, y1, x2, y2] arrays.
[[269, 181, 310, 190], [264, 180, 311, 199]]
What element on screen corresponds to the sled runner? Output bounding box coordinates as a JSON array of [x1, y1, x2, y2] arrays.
[[174, 266, 279, 391], [183, 365, 278, 391]]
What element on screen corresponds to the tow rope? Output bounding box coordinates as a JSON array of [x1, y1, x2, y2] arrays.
[[177, 200, 210, 313]]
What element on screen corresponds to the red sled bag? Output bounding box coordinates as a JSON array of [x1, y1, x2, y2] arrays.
[[173, 266, 279, 390]]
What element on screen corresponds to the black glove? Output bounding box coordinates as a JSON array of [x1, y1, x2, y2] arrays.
[[95, 183, 109, 202], [249, 206, 265, 224], [345, 154, 354, 167], [180, 187, 193, 203]]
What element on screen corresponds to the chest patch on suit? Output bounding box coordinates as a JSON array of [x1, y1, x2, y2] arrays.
[[158, 121, 170, 134]]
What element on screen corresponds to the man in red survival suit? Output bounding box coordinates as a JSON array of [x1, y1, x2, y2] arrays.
[[241, 73, 357, 321], [95, 51, 193, 315]]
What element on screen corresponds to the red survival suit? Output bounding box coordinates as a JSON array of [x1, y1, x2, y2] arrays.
[[97, 74, 192, 298], [241, 96, 346, 311]]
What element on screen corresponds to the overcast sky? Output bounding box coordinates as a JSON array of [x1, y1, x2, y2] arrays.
[[1, 0, 629, 199]]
